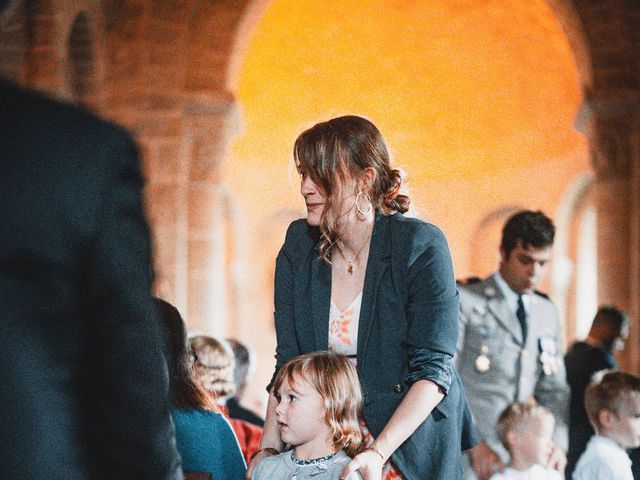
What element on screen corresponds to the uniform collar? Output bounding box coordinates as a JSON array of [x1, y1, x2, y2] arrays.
[[493, 271, 530, 315]]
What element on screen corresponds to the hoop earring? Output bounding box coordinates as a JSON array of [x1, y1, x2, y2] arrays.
[[355, 191, 372, 216]]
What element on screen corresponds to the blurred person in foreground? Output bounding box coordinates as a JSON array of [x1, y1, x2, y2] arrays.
[[0, 3, 181, 477]]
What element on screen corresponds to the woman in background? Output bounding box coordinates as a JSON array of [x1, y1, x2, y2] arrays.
[[190, 335, 263, 463], [156, 298, 246, 480]]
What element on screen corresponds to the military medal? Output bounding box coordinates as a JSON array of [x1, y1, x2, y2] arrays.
[[539, 336, 559, 376], [540, 352, 553, 375], [475, 345, 491, 373]]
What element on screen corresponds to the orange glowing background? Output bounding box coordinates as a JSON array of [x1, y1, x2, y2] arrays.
[[226, 0, 589, 403]]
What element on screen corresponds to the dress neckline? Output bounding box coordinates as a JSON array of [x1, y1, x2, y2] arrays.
[[330, 291, 363, 314]]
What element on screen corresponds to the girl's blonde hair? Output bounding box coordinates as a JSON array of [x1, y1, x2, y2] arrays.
[[273, 351, 364, 457]]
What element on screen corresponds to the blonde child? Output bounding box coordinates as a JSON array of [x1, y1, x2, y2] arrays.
[[573, 370, 640, 480], [489, 402, 562, 480], [250, 351, 363, 479]]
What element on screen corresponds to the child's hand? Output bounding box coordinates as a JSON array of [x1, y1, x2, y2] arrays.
[[469, 442, 505, 480], [340, 449, 383, 480], [545, 444, 567, 473]]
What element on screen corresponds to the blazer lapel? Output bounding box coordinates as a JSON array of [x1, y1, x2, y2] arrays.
[[357, 213, 390, 367], [311, 248, 331, 350]]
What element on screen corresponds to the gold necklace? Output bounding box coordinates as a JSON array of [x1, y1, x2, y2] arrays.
[[336, 227, 372, 275]]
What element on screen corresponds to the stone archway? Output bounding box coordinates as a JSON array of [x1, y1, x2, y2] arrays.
[[218, 0, 640, 369], [3, 0, 637, 366], [141, 0, 639, 347]]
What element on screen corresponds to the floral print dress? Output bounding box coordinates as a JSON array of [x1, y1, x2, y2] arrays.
[[328, 292, 404, 480]]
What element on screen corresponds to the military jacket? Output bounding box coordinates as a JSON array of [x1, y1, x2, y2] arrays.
[[456, 275, 569, 462]]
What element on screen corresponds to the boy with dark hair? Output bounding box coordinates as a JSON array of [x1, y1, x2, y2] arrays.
[[573, 371, 640, 480]]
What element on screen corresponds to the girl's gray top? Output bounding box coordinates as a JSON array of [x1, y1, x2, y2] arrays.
[[251, 449, 362, 480]]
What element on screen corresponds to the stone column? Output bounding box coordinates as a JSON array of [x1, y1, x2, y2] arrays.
[[584, 92, 640, 372], [107, 92, 189, 315], [183, 91, 241, 334]]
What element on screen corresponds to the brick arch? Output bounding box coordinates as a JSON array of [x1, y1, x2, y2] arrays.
[[545, 0, 638, 96], [223, 0, 637, 97], [24, 0, 104, 100]]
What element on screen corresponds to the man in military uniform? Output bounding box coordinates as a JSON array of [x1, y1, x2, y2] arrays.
[[456, 210, 569, 480]]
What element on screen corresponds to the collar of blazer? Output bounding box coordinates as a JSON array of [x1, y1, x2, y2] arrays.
[[310, 210, 392, 366]]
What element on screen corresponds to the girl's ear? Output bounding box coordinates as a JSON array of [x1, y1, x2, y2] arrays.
[[361, 167, 377, 191]]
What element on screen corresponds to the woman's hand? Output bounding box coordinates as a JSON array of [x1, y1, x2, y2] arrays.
[[340, 450, 384, 480], [245, 448, 277, 480]]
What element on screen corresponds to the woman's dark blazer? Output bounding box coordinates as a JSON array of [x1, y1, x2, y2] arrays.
[[273, 211, 477, 479]]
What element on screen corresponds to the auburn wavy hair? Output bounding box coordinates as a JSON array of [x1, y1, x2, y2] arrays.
[[293, 115, 410, 264], [273, 351, 364, 457]]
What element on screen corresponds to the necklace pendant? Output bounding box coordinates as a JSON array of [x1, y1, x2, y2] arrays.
[[347, 262, 353, 274]]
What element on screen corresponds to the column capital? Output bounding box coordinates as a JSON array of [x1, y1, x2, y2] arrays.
[[575, 90, 640, 180]]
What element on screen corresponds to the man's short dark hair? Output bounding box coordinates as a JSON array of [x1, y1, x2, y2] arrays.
[[592, 305, 628, 332], [500, 210, 555, 258]]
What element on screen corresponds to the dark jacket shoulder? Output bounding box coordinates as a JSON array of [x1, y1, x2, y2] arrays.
[[382, 213, 450, 263], [280, 219, 319, 260]]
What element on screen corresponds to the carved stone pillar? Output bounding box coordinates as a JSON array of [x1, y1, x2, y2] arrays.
[[584, 92, 640, 372], [184, 91, 241, 333]]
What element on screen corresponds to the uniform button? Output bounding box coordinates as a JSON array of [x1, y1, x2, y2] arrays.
[[521, 350, 529, 357], [394, 384, 405, 393]]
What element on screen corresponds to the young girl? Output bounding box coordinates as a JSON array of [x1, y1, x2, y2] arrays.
[[251, 351, 363, 479]]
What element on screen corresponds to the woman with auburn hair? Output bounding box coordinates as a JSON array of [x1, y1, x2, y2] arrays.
[[247, 115, 476, 480], [155, 298, 246, 480]]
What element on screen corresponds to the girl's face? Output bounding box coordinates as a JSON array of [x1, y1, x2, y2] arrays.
[[299, 166, 359, 229], [274, 374, 332, 458]]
